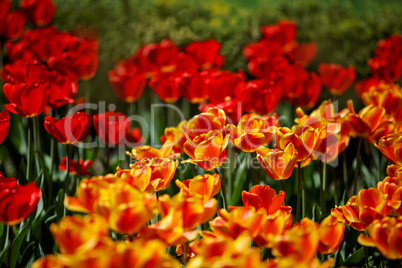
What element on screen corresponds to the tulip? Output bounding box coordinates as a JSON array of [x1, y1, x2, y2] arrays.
[[358, 216, 402, 260], [44, 111, 91, 144], [272, 218, 319, 263], [331, 188, 393, 231], [287, 42, 317, 67], [185, 39, 224, 70], [209, 207, 267, 239], [58, 158, 93, 176], [20, 0, 55, 26], [148, 71, 181, 103], [0, 173, 42, 226], [175, 174, 221, 203], [247, 54, 289, 80], [375, 134, 402, 167], [318, 63, 356, 95], [0, 110, 10, 145], [93, 111, 129, 146], [108, 67, 147, 103], [183, 130, 229, 171], [260, 20, 297, 52], [241, 185, 291, 215], [0, 11, 25, 40], [257, 143, 297, 181], [236, 79, 281, 115], [3, 83, 49, 118], [176, 71, 209, 103], [49, 215, 109, 255], [226, 113, 277, 153], [204, 70, 245, 105], [160, 120, 187, 154], [317, 215, 345, 255]]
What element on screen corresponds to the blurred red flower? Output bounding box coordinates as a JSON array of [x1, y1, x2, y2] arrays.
[[59, 158, 93, 176], [20, 0, 55, 26], [44, 111, 91, 144], [0, 172, 42, 226], [318, 63, 356, 95], [0, 110, 10, 145], [93, 111, 129, 146]]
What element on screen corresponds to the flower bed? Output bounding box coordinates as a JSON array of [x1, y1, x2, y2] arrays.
[[0, 1, 402, 267]]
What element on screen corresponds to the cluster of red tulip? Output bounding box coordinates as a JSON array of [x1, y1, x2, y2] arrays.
[[1, 3, 402, 266]]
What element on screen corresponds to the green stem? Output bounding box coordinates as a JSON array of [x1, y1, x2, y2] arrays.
[[181, 98, 190, 120], [76, 147, 81, 182], [331, 166, 339, 205], [252, 152, 258, 185], [228, 145, 235, 204], [280, 180, 286, 205], [354, 138, 363, 194], [301, 167, 306, 218], [64, 145, 71, 196], [378, 153, 382, 181], [342, 151, 348, 197], [183, 243, 188, 266], [364, 246, 369, 268], [49, 109, 56, 201], [26, 118, 33, 182], [106, 145, 110, 173], [297, 162, 301, 222], [215, 168, 228, 211], [156, 191, 161, 222], [321, 156, 327, 215], [7, 225, 12, 268]]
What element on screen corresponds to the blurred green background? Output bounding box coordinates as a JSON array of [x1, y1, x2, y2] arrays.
[[52, 0, 402, 106]]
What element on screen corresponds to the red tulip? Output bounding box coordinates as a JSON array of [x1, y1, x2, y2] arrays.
[[318, 63, 356, 95], [20, 0, 55, 26], [0, 172, 42, 226], [93, 111, 129, 145], [0, 0, 11, 23], [281, 65, 321, 108], [59, 158, 93, 176], [0, 11, 25, 40], [0, 110, 10, 144], [236, 79, 281, 115], [108, 65, 146, 103], [46, 71, 78, 108], [44, 111, 91, 145], [242, 185, 291, 214], [3, 83, 49, 118], [177, 71, 209, 103], [247, 54, 289, 80], [260, 20, 297, 52], [204, 70, 245, 104], [185, 39, 224, 70], [148, 71, 181, 103], [287, 42, 317, 67]]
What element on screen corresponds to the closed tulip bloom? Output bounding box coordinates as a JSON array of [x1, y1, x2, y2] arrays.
[[175, 174, 221, 203], [93, 111, 129, 145], [375, 134, 402, 167], [177, 71, 209, 103], [49, 215, 109, 255], [358, 216, 402, 260], [318, 63, 356, 95], [257, 143, 297, 181], [254, 210, 293, 248], [204, 70, 245, 105], [287, 42, 317, 67], [317, 215, 345, 255], [0, 173, 42, 226], [160, 120, 187, 154], [272, 218, 319, 263], [3, 83, 49, 118], [0, 11, 25, 40], [148, 70, 181, 103], [227, 113, 278, 153], [108, 68, 146, 103], [260, 20, 297, 52], [58, 158, 93, 176], [0, 110, 10, 144], [241, 185, 291, 215], [185, 39, 224, 70], [236, 79, 281, 115], [44, 111, 90, 144], [183, 130, 229, 171], [20, 0, 55, 26], [210, 207, 267, 239]]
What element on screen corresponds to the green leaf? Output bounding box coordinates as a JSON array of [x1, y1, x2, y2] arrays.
[[345, 246, 365, 265], [231, 153, 248, 206], [56, 189, 65, 222], [7, 219, 31, 268]]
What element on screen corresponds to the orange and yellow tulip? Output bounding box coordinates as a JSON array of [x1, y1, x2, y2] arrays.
[[241, 185, 291, 214], [175, 174, 221, 203], [317, 215, 345, 255], [257, 143, 297, 181], [226, 113, 278, 152], [358, 216, 402, 260], [375, 134, 402, 167]]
